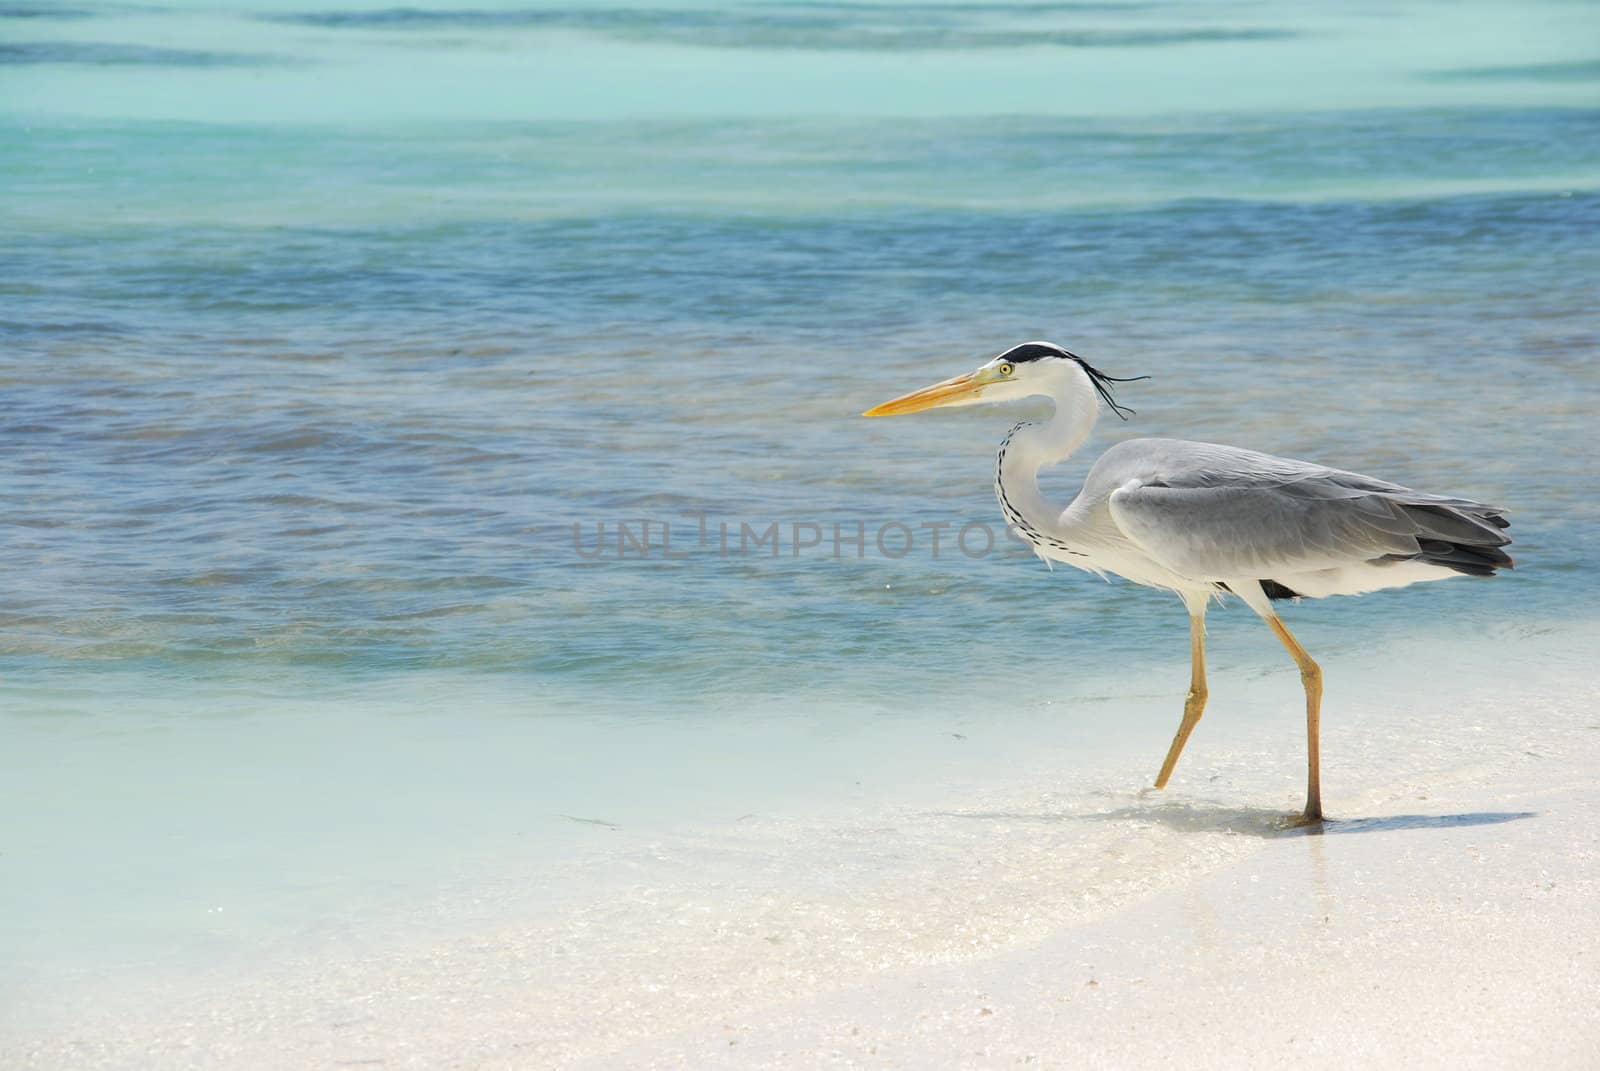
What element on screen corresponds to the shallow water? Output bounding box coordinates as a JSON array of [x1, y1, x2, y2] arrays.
[[2, 0, 1599, 1037]]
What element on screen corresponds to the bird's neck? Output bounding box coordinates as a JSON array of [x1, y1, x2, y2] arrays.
[[994, 382, 1098, 548]]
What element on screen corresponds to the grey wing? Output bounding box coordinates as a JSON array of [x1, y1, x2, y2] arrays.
[[1102, 444, 1512, 581]]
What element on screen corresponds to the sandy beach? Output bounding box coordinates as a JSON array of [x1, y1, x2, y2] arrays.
[[616, 772, 1600, 1070], [12, 656, 1597, 1070], [7, 2, 1599, 1068]]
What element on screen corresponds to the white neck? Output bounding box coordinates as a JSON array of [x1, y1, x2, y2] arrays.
[[993, 363, 1100, 551]]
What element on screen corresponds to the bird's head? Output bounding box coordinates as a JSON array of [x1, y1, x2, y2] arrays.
[[862, 341, 1144, 420]]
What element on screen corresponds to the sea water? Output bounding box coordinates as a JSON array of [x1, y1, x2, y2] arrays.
[[2, 0, 1598, 1039]]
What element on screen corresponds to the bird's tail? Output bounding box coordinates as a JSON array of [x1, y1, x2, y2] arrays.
[[1385, 501, 1513, 577]]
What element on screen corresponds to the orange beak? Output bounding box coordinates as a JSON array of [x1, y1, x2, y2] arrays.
[[862, 371, 984, 417]]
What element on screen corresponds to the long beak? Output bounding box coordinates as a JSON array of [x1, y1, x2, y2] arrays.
[[862, 371, 983, 417]]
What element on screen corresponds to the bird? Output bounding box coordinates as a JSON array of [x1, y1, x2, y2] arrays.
[[863, 341, 1512, 823]]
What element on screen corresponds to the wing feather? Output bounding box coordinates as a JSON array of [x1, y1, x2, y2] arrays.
[[1108, 483, 1423, 580], [1103, 458, 1510, 583], [1084, 439, 1510, 583]]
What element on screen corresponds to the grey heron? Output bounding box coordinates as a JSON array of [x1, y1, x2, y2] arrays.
[[863, 341, 1513, 822]]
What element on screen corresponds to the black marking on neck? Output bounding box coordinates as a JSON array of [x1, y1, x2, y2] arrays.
[[993, 422, 1088, 559]]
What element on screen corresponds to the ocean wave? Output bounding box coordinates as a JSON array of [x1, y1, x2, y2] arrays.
[[0, 2, 97, 17], [0, 40, 288, 67], [1425, 59, 1600, 84], [263, 6, 1295, 51]]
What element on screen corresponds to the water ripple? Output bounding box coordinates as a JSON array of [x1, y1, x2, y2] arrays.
[[2, 116, 1596, 684]]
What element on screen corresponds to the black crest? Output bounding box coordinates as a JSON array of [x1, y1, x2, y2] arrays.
[[995, 341, 1149, 421]]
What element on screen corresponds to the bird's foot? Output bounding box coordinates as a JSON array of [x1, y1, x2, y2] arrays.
[[1283, 807, 1326, 830]]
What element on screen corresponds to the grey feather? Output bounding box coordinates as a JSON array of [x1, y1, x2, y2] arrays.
[[1085, 439, 1512, 583]]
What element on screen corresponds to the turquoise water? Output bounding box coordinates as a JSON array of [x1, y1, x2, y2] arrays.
[[3, 0, 1600, 1032]]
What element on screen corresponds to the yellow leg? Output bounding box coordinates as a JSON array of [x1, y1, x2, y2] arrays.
[[1267, 616, 1323, 822], [1154, 613, 1208, 789]]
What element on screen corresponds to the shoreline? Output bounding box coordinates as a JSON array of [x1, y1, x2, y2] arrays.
[[8, 658, 1598, 1069]]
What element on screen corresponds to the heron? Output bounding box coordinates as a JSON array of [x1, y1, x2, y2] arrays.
[[863, 341, 1512, 822]]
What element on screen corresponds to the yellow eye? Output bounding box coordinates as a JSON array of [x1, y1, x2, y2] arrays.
[[998, 362, 1015, 376]]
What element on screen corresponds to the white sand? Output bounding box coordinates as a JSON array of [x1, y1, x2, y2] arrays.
[[10, 669, 1599, 1070], [607, 775, 1600, 1070]]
